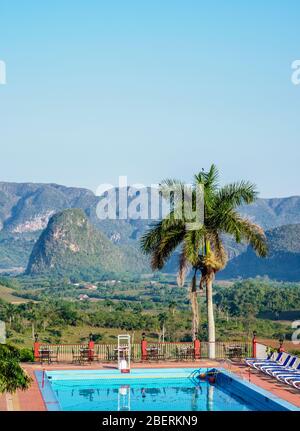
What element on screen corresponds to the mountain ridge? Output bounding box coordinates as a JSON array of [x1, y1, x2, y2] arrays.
[[0, 181, 300, 278]]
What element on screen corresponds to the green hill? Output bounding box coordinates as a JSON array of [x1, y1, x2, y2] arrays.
[[26, 209, 149, 278], [220, 224, 300, 281]]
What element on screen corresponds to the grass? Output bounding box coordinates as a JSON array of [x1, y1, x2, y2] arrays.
[[0, 284, 31, 304], [7, 325, 158, 349]]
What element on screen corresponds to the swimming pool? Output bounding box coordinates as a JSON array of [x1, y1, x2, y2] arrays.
[[35, 368, 299, 411]]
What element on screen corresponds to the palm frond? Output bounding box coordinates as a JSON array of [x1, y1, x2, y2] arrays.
[[195, 164, 219, 189], [140, 221, 164, 254], [219, 211, 268, 257], [215, 181, 258, 208], [183, 228, 205, 266], [141, 215, 188, 270]]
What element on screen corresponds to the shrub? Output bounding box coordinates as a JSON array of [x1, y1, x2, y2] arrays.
[[0, 344, 32, 393], [19, 348, 34, 362]]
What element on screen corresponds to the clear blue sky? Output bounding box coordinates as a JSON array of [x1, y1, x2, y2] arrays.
[[0, 1, 300, 198]]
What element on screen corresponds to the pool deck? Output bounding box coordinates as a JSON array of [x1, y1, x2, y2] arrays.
[[1, 360, 300, 411]]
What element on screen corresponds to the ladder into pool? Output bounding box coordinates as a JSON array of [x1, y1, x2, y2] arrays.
[[117, 334, 131, 373]]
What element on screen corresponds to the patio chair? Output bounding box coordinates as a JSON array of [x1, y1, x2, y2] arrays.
[[146, 346, 164, 361], [39, 348, 51, 365], [79, 348, 91, 365], [157, 348, 166, 361], [72, 348, 82, 364], [106, 346, 118, 362], [49, 346, 60, 364], [92, 346, 100, 362], [175, 347, 182, 361]]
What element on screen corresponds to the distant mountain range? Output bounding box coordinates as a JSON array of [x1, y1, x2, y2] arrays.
[[0, 182, 148, 270], [0, 181, 300, 280], [219, 224, 300, 281]]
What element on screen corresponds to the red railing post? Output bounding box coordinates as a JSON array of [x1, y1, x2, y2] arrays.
[[88, 334, 95, 361], [194, 338, 201, 360], [252, 331, 257, 358], [34, 336, 40, 362], [141, 333, 148, 361], [278, 337, 285, 353]]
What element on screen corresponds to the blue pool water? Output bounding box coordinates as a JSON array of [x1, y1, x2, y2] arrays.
[[36, 368, 299, 411]]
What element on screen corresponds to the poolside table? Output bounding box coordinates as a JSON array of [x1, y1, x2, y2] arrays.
[[227, 345, 243, 359], [146, 346, 162, 361], [176, 346, 194, 361], [80, 347, 95, 363], [39, 348, 53, 364]]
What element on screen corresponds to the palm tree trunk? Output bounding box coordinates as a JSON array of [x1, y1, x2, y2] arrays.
[[206, 278, 215, 359], [190, 271, 199, 341]]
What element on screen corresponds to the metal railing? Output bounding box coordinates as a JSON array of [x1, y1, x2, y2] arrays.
[[37, 340, 252, 363], [200, 341, 252, 359], [147, 342, 194, 360], [39, 343, 86, 362]]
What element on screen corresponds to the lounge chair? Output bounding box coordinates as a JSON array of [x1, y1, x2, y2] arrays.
[[246, 351, 300, 390], [276, 366, 300, 383], [258, 354, 292, 374], [260, 355, 293, 374], [276, 374, 300, 388], [280, 365, 300, 384], [245, 351, 283, 369], [245, 353, 270, 364], [268, 357, 300, 379], [291, 379, 300, 389]]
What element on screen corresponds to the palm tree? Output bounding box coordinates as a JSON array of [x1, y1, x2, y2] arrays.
[[168, 301, 177, 317], [0, 344, 31, 394], [5, 304, 15, 327], [140, 165, 267, 358]]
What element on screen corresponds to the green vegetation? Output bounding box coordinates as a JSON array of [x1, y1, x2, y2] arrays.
[[0, 231, 37, 269], [0, 285, 30, 304], [141, 165, 267, 358], [0, 344, 32, 394], [0, 275, 297, 349], [214, 279, 300, 318]]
